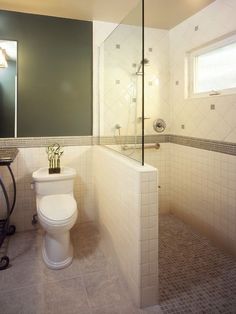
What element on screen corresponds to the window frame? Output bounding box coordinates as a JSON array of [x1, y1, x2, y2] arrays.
[[187, 33, 236, 98]]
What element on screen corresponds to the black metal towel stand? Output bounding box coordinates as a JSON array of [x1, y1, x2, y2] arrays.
[[0, 164, 16, 270]]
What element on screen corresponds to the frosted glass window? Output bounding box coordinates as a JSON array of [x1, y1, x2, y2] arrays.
[[194, 41, 236, 94]]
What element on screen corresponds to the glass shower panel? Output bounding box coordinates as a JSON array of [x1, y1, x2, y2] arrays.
[[99, 1, 144, 164]]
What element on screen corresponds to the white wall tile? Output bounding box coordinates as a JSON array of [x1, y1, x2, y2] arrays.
[[170, 143, 236, 255], [93, 146, 158, 307], [0, 146, 95, 231]]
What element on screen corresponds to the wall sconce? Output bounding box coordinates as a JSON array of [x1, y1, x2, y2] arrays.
[[0, 48, 8, 68]]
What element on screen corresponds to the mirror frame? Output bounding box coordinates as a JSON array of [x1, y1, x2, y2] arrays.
[[0, 38, 18, 138]]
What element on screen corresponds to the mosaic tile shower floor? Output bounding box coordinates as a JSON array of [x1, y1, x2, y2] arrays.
[[159, 214, 236, 313]]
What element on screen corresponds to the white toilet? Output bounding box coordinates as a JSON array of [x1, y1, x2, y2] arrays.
[[32, 167, 78, 269]]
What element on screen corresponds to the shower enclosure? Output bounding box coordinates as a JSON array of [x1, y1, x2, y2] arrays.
[[97, 0, 236, 311], [99, 0, 145, 165]]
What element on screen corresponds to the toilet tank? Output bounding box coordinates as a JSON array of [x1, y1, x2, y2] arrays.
[[32, 167, 76, 196]]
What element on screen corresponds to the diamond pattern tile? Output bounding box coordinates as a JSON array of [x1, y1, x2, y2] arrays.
[[169, 0, 236, 143]]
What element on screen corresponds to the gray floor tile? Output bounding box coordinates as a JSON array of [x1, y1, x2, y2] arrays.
[[41, 255, 82, 283], [0, 257, 44, 292], [91, 304, 139, 314], [41, 277, 90, 314], [140, 305, 163, 314], [0, 284, 43, 314], [77, 250, 109, 274], [7, 229, 42, 264], [86, 278, 125, 308]]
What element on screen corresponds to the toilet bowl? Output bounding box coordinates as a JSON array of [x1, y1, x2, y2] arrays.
[[32, 167, 78, 269]]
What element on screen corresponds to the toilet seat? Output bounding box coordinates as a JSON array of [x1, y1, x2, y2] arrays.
[[38, 194, 77, 225]]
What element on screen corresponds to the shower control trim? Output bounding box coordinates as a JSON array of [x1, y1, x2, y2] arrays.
[[153, 119, 166, 133]]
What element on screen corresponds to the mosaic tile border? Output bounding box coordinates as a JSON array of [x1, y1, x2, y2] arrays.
[[100, 134, 236, 156], [169, 135, 236, 156], [0, 134, 235, 156], [0, 136, 95, 148]]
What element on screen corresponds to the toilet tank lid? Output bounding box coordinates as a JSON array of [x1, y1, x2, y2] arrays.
[[39, 194, 77, 221], [32, 167, 76, 182]]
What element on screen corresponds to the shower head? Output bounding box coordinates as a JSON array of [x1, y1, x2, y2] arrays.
[[136, 58, 149, 75]]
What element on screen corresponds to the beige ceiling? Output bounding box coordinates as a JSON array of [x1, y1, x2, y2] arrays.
[[0, 0, 215, 29]]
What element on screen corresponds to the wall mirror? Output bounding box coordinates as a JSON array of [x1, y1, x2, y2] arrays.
[[0, 11, 93, 138], [0, 40, 17, 138]]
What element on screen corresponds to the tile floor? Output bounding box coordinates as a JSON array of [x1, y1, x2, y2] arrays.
[[0, 223, 162, 314], [159, 214, 236, 314], [0, 215, 236, 314]]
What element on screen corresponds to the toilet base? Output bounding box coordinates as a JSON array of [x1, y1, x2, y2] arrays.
[[42, 231, 73, 270]]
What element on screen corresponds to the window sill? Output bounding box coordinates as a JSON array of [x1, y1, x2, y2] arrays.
[[187, 88, 236, 99]]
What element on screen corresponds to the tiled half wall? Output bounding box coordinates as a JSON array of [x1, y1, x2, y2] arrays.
[[94, 146, 158, 307]]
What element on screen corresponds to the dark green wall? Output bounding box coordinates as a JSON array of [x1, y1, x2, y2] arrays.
[[0, 61, 16, 137], [0, 10, 93, 137]]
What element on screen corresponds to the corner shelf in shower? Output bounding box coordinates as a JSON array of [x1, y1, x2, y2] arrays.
[[0, 148, 18, 270]]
